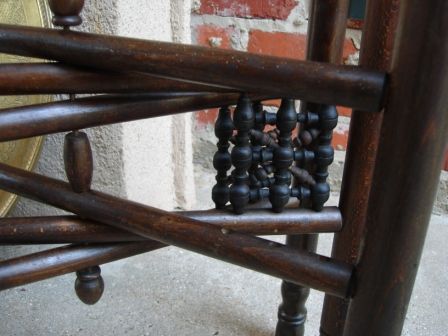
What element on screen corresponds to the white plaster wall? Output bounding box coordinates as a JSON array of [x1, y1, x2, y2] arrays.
[[10, 0, 195, 217], [171, 0, 196, 210], [118, 1, 176, 210], [118, 0, 195, 210]]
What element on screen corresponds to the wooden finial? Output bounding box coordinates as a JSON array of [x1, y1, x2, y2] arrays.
[[75, 266, 104, 305], [48, 0, 85, 27]]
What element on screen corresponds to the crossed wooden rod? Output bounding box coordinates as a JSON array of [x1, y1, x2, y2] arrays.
[[0, 23, 386, 298]]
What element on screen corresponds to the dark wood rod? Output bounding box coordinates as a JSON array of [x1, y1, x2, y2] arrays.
[[0, 163, 353, 298], [0, 242, 165, 291], [0, 208, 342, 244], [0, 63, 234, 95], [0, 93, 253, 142], [344, 0, 448, 334], [0, 24, 386, 111]]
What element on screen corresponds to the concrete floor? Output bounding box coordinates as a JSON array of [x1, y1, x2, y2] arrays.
[[0, 213, 446, 336]]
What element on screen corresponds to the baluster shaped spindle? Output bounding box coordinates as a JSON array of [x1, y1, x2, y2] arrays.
[[49, 0, 103, 305], [63, 131, 104, 305], [311, 105, 338, 211], [212, 106, 234, 209], [230, 95, 254, 214], [276, 272, 310, 336], [74, 266, 105, 305], [269, 99, 296, 213]]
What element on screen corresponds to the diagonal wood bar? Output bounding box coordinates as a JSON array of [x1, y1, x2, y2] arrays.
[[0, 163, 353, 298], [0, 24, 386, 111], [0, 242, 165, 291], [0, 208, 342, 244], [0, 93, 263, 142], [0, 63, 234, 95]]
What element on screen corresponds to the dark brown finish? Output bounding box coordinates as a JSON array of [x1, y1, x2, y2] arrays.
[[48, 0, 84, 16], [0, 163, 353, 298], [0, 207, 342, 244], [343, 0, 448, 335], [0, 242, 165, 291], [0, 24, 386, 111], [306, 0, 351, 64], [48, 0, 85, 27], [276, 1, 350, 335], [0, 93, 259, 142], [0, 63, 235, 95], [62, 128, 103, 304], [0, 1, 445, 334], [319, 1, 401, 335], [74, 266, 104, 305], [276, 234, 319, 336], [64, 131, 93, 193]]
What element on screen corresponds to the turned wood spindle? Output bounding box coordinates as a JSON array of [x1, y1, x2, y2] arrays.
[[248, 102, 264, 194], [270, 99, 296, 213], [311, 105, 338, 211], [230, 94, 254, 214], [63, 131, 104, 305], [49, 2, 104, 304], [212, 106, 234, 209], [276, 280, 309, 336]]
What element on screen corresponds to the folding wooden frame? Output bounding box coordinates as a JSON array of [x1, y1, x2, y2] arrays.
[[0, 1, 447, 335]]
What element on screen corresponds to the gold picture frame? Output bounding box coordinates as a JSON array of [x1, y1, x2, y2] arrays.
[[0, 0, 51, 216]]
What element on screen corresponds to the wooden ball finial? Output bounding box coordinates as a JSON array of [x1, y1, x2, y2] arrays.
[[48, 0, 85, 27], [75, 266, 104, 305]]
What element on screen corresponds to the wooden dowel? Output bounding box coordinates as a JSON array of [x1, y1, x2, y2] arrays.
[[0, 163, 352, 298], [344, 0, 448, 334], [0, 93, 264, 142], [0, 242, 165, 290], [0, 24, 386, 111], [0, 63, 234, 95], [0, 208, 342, 244]]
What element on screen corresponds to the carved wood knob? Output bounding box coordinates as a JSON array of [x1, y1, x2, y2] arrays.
[[48, 0, 85, 27], [75, 266, 104, 305]]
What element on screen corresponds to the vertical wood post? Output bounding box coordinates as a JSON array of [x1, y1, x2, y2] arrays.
[[343, 1, 448, 335]]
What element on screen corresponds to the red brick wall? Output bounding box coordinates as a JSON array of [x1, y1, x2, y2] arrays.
[[191, 0, 448, 170]]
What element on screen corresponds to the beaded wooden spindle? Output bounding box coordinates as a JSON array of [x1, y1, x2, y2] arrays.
[[248, 102, 264, 194], [48, 0, 104, 305], [269, 99, 296, 213], [311, 105, 338, 211], [212, 106, 234, 209], [229, 95, 254, 214]]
